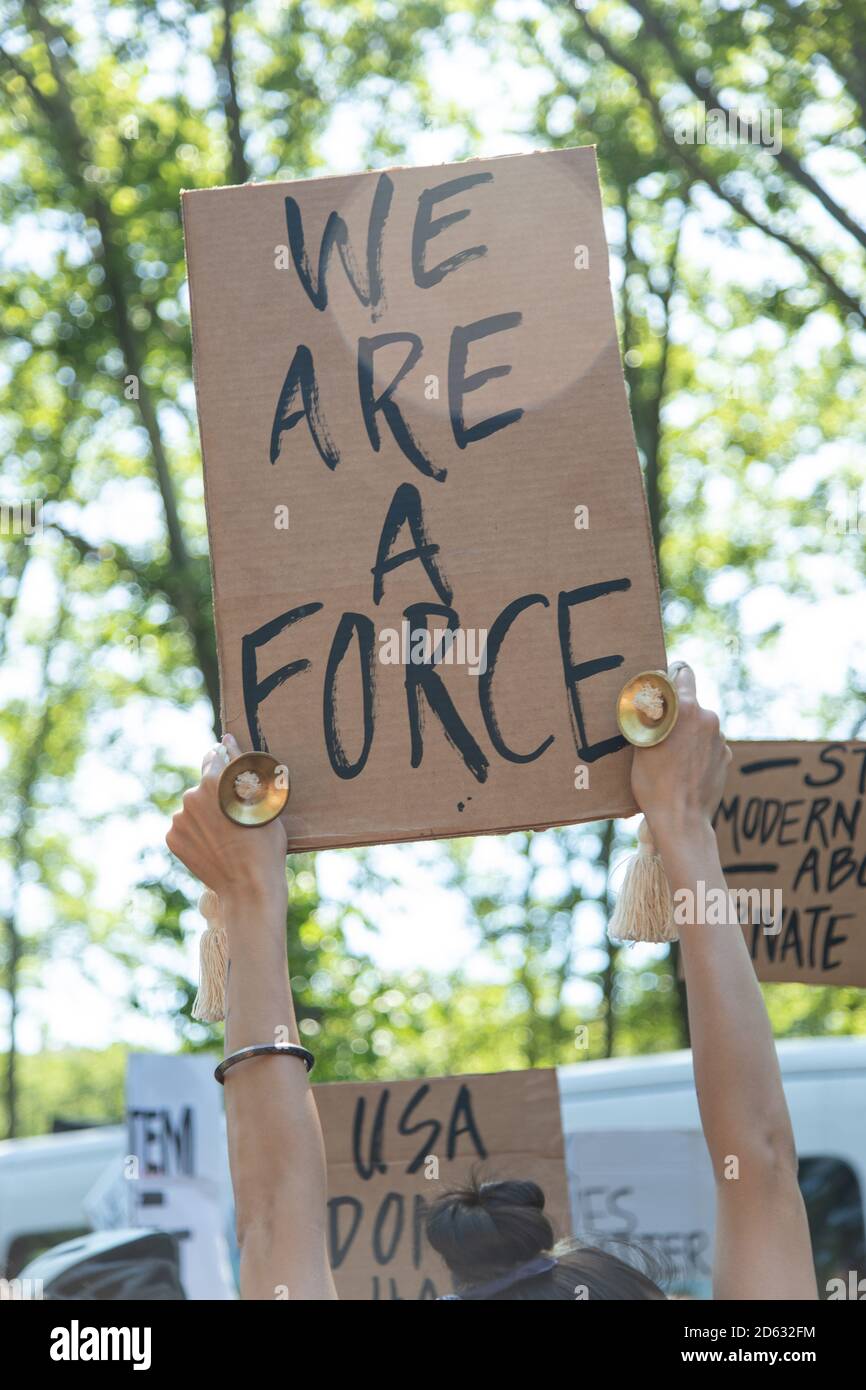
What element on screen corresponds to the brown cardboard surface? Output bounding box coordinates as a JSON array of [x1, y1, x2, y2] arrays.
[[714, 740, 866, 985], [182, 147, 666, 850], [313, 1067, 569, 1300]]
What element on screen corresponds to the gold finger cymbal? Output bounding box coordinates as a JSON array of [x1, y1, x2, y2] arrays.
[[218, 752, 290, 826], [616, 670, 679, 748]]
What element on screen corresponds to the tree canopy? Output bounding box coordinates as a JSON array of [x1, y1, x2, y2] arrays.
[[1, 0, 864, 1137]]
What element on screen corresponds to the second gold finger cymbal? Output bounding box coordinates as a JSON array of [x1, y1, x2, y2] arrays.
[[218, 752, 290, 826], [616, 670, 679, 748]]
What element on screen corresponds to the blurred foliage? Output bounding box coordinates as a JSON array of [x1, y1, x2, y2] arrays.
[[8, 1042, 127, 1135], [0, 0, 864, 1136]]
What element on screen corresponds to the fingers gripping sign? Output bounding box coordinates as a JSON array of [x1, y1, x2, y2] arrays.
[[668, 658, 696, 702], [202, 739, 231, 780]]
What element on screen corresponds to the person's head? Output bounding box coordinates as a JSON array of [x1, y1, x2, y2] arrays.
[[426, 1176, 666, 1301]]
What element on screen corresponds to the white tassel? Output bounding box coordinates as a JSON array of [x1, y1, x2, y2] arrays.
[[608, 818, 678, 944], [192, 888, 229, 1022]]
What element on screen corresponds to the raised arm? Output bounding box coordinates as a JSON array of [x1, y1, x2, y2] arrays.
[[631, 664, 816, 1301], [166, 734, 336, 1301]]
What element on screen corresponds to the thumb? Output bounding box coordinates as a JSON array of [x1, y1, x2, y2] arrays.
[[669, 660, 696, 703], [222, 731, 242, 759]]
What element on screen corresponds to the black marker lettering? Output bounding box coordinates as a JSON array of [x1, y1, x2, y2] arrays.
[[270, 344, 340, 469], [833, 797, 861, 843], [804, 742, 846, 788], [556, 579, 631, 762], [327, 1196, 363, 1268], [283, 173, 393, 314], [359, 332, 442, 480], [778, 799, 804, 845], [372, 1193, 404, 1266], [412, 172, 493, 290], [398, 1084, 441, 1176], [352, 1092, 388, 1181], [323, 612, 376, 779], [371, 483, 451, 606], [404, 602, 489, 783], [242, 602, 324, 751], [479, 593, 554, 763], [446, 1084, 487, 1161], [449, 312, 524, 449], [802, 797, 830, 848]]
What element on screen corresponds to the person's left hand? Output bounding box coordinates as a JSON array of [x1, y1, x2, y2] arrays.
[[166, 732, 288, 904]]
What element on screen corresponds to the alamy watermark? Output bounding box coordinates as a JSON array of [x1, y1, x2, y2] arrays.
[[50, 1321, 151, 1370], [827, 487, 866, 535], [672, 103, 782, 156], [826, 1270, 866, 1299], [1, 1276, 44, 1300], [378, 620, 488, 675], [0, 499, 43, 541], [673, 882, 782, 934]]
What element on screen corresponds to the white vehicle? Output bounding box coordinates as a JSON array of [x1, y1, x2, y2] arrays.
[[558, 1035, 866, 1297], [2, 1036, 864, 1295], [0, 1123, 125, 1279]]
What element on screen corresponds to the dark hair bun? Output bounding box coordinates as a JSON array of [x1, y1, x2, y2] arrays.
[[426, 1176, 554, 1284]]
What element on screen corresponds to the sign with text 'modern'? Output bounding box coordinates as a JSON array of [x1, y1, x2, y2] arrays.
[[183, 146, 665, 850], [715, 741, 866, 985]]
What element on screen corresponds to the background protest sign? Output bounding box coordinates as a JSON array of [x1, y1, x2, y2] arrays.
[[714, 741, 866, 986], [313, 1067, 569, 1300], [567, 1129, 715, 1299], [125, 1055, 235, 1300], [182, 146, 666, 851]]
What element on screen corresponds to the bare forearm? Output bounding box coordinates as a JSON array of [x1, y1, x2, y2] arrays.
[[223, 884, 297, 1054], [654, 817, 797, 1179], [220, 881, 332, 1297], [630, 669, 814, 1295], [167, 739, 335, 1297]]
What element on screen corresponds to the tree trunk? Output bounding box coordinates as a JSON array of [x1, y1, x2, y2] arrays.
[[220, 0, 251, 186], [599, 819, 618, 1057]]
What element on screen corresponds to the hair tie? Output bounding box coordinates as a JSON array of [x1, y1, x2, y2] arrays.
[[438, 1254, 557, 1301]]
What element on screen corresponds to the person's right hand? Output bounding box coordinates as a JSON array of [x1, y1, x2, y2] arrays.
[[630, 662, 731, 841]]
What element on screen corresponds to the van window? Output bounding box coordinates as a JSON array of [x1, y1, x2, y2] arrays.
[[799, 1157, 866, 1299]]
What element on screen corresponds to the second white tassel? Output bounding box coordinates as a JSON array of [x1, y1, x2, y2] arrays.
[[608, 818, 677, 944]]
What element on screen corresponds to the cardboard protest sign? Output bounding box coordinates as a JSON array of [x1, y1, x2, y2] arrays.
[[714, 741, 866, 986], [313, 1067, 569, 1300], [567, 1129, 715, 1299], [182, 146, 665, 850]]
